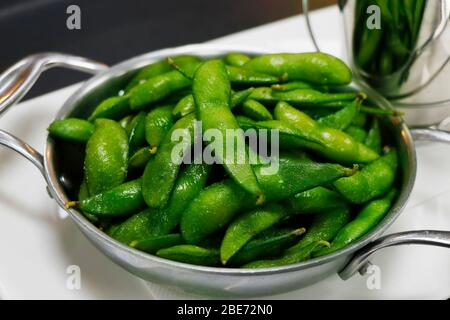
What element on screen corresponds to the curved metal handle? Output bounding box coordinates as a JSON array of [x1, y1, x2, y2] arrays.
[[0, 52, 107, 182], [410, 128, 450, 143], [0, 52, 107, 117], [302, 0, 321, 52], [339, 230, 450, 280], [0, 129, 45, 176]]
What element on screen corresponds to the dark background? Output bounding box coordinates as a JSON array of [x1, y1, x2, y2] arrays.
[[0, 0, 333, 99]]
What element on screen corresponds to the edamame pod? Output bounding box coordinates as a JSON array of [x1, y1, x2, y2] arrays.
[[128, 146, 156, 170], [145, 105, 174, 149], [228, 228, 305, 266], [272, 89, 360, 107], [285, 186, 347, 215], [274, 102, 379, 164], [156, 245, 220, 266], [119, 114, 133, 129], [317, 98, 361, 130], [241, 99, 273, 121], [334, 148, 398, 203], [88, 96, 130, 122], [244, 52, 352, 85], [285, 206, 350, 254], [316, 189, 397, 256], [172, 94, 195, 118], [67, 179, 145, 217], [129, 71, 191, 110], [226, 65, 280, 85], [142, 113, 197, 208], [365, 118, 382, 153], [110, 208, 156, 245], [345, 125, 367, 143], [78, 179, 99, 223], [146, 162, 211, 235], [85, 119, 128, 195], [48, 118, 95, 143], [127, 112, 147, 155], [125, 55, 201, 92], [130, 234, 184, 254], [193, 59, 263, 202], [243, 240, 330, 268], [225, 52, 251, 67], [220, 203, 290, 264]]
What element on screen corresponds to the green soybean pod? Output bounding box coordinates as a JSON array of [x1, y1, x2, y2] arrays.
[[125, 55, 201, 92], [220, 203, 290, 264], [193, 59, 263, 202], [110, 208, 156, 245], [285, 206, 350, 255], [119, 114, 134, 129], [316, 189, 397, 256], [241, 99, 273, 121], [355, 26, 383, 70], [181, 180, 255, 244], [67, 178, 145, 217], [48, 118, 95, 143], [228, 228, 305, 266], [226, 65, 280, 85], [225, 52, 251, 67], [128, 146, 156, 170], [271, 89, 360, 107], [145, 105, 174, 149], [129, 71, 191, 110], [285, 186, 347, 215], [242, 240, 330, 268], [334, 148, 398, 204], [156, 245, 221, 266], [274, 101, 379, 164], [172, 94, 195, 119], [244, 52, 352, 85], [317, 98, 361, 130], [365, 118, 382, 154], [88, 96, 130, 122], [85, 119, 128, 195], [345, 125, 367, 143], [77, 180, 99, 223], [130, 234, 184, 254], [142, 113, 196, 208], [127, 112, 147, 155]]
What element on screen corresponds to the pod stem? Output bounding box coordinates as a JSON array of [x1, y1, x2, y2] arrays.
[[149, 145, 158, 154], [344, 164, 359, 177], [255, 192, 266, 206], [65, 201, 79, 209], [293, 228, 306, 236]]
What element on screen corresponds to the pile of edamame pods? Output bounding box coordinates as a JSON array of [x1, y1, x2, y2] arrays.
[[354, 0, 425, 76], [49, 51, 399, 268]]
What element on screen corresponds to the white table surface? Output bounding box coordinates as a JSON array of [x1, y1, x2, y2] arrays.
[[0, 6, 449, 299]]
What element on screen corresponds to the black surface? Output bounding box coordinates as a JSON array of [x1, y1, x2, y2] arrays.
[[0, 0, 299, 100]]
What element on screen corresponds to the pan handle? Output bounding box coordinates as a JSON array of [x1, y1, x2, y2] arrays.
[[339, 230, 450, 280], [0, 52, 107, 117], [0, 53, 107, 177]]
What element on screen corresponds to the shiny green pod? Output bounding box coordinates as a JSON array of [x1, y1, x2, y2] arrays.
[[145, 105, 174, 149], [193, 59, 263, 202], [88, 96, 130, 122], [244, 52, 352, 85], [130, 234, 184, 254], [241, 99, 273, 121], [84, 119, 128, 195], [156, 245, 221, 266], [127, 112, 147, 155], [142, 113, 197, 208], [334, 149, 398, 204], [48, 118, 95, 143], [225, 52, 251, 67]]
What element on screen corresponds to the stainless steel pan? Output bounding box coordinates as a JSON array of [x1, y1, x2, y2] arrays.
[[0, 44, 449, 297]]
